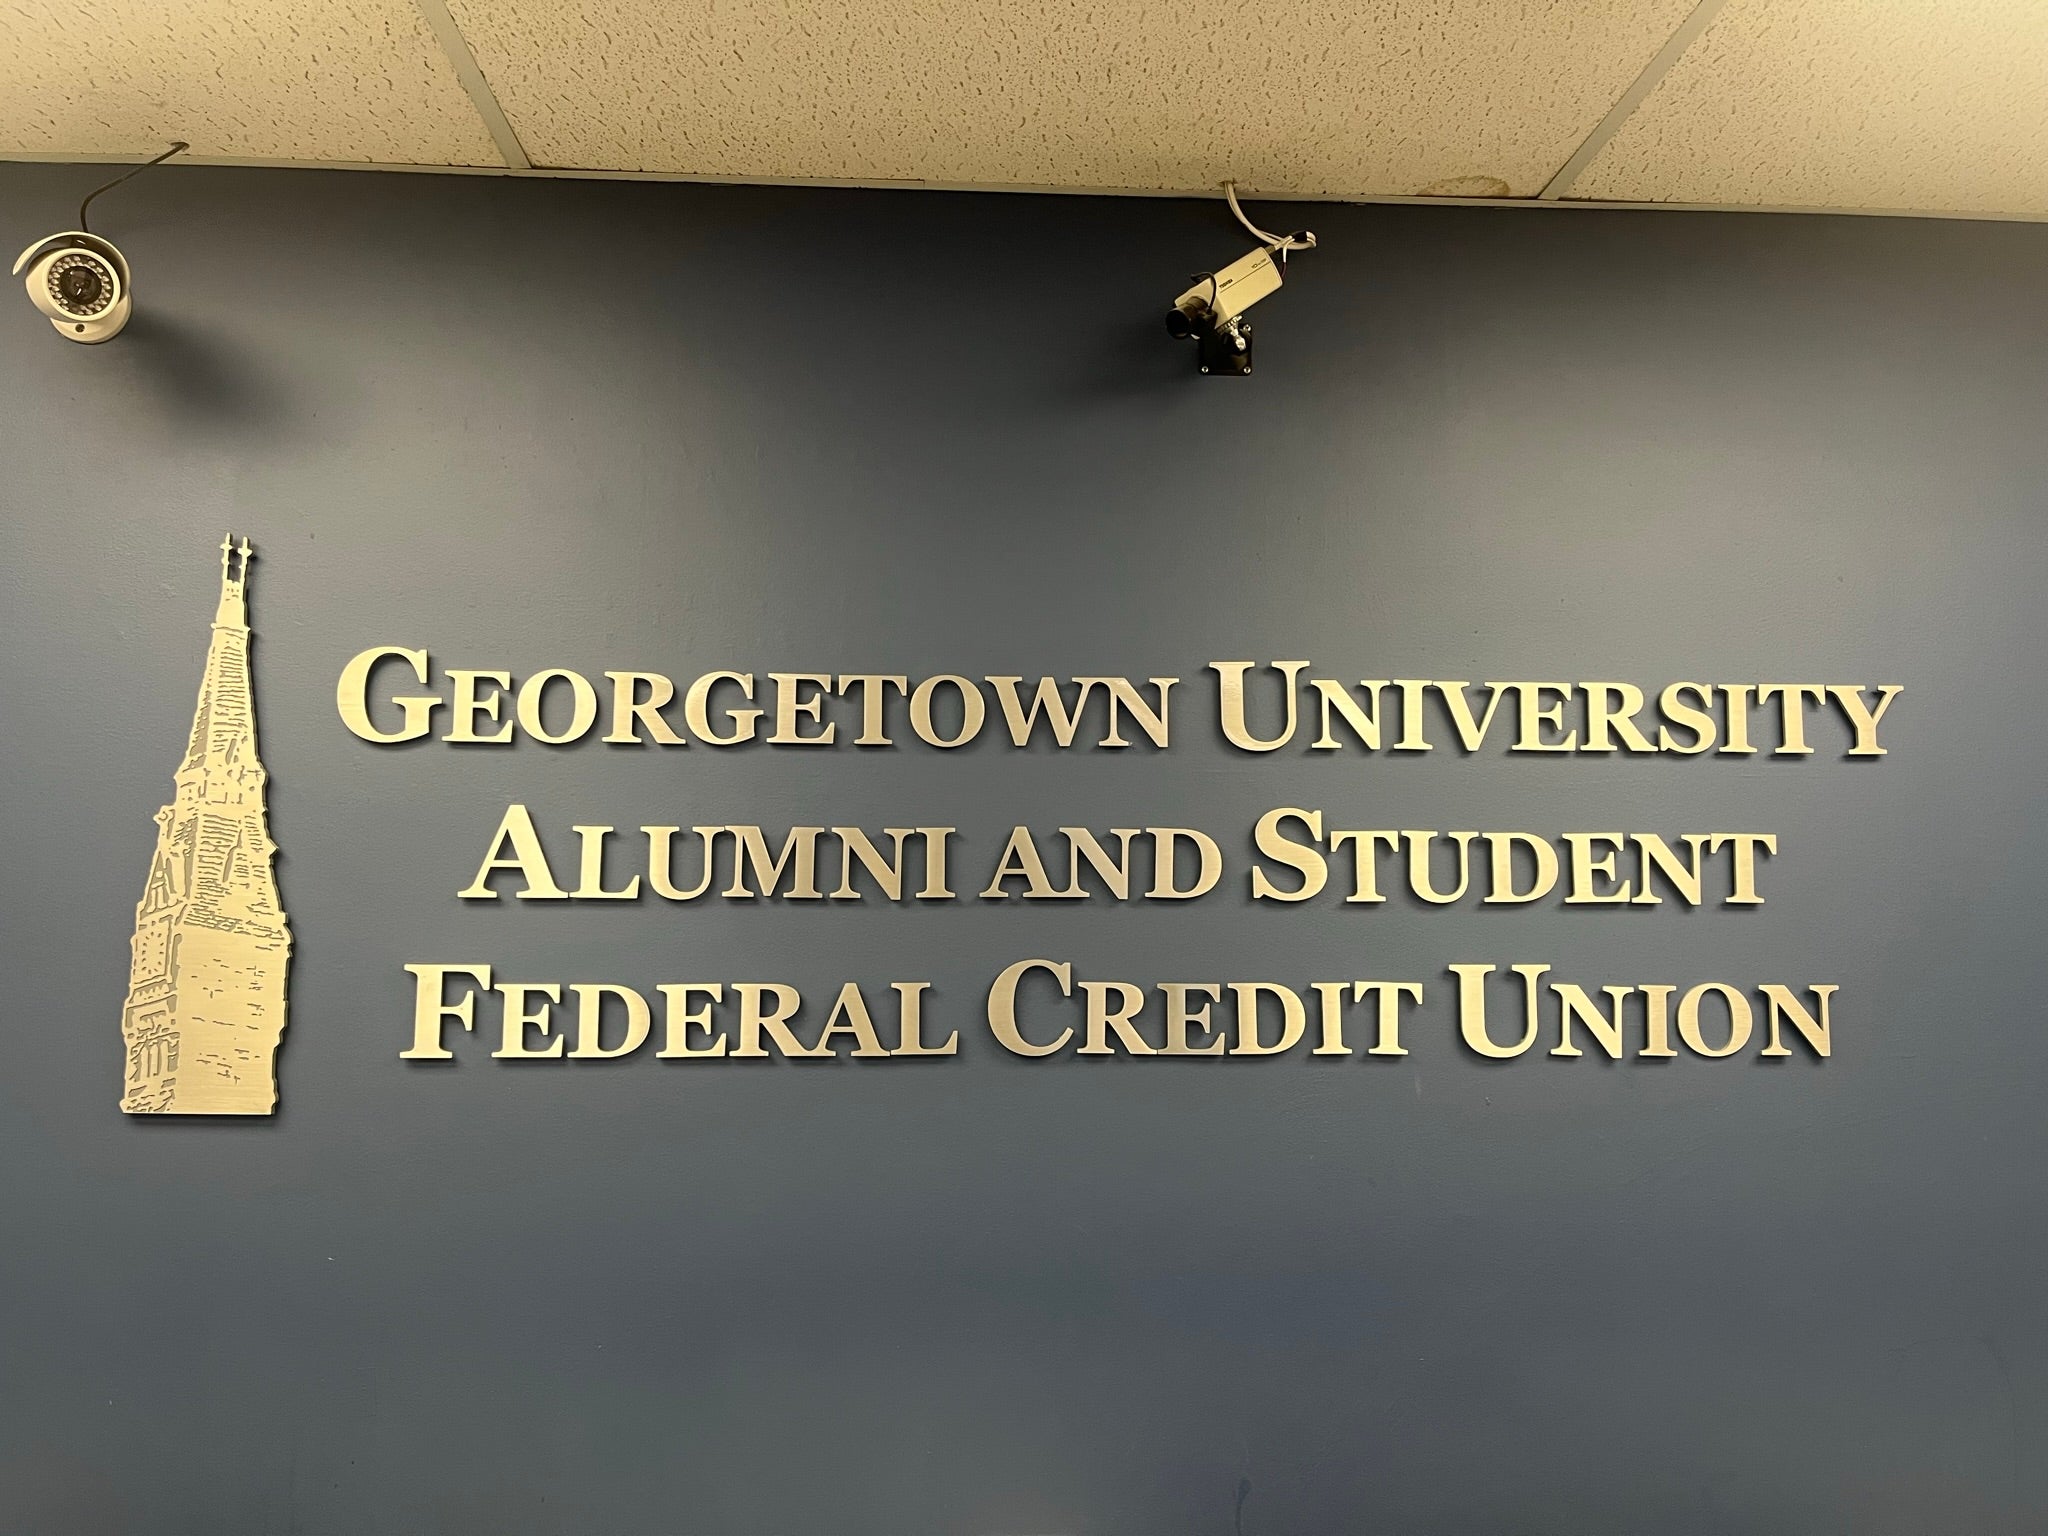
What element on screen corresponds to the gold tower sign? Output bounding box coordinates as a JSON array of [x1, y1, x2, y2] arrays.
[[120, 537, 292, 1114]]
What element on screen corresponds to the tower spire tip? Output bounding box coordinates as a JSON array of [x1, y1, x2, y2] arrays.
[[213, 534, 250, 623]]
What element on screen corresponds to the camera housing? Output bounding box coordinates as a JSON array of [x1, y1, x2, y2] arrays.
[[1165, 245, 1283, 376], [14, 231, 133, 343]]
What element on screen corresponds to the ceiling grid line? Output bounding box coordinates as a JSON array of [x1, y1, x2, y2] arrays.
[[410, 0, 531, 169], [1537, 0, 1732, 200]]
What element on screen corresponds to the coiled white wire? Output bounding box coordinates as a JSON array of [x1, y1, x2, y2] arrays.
[[1224, 180, 1317, 255]]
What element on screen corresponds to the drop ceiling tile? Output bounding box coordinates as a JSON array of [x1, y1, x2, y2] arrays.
[[0, 0, 502, 165], [447, 0, 1696, 196], [1574, 0, 2048, 214]]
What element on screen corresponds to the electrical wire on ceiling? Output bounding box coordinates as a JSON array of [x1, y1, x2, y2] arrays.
[[1224, 180, 1316, 258], [79, 142, 188, 233]]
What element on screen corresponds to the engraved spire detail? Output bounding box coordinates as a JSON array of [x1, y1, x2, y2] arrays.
[[121, 537, 291, 1115]]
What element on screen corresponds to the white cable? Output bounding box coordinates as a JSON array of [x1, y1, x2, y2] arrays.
[[1224, 180, 1316, 253]]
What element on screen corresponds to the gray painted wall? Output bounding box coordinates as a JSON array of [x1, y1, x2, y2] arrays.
[[1, 163, 2044, 1535]]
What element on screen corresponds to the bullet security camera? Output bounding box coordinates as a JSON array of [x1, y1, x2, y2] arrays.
[[14, 232, 133, 342], [1166, 246, 1283, 376], [1166, 182, 1317, 376]]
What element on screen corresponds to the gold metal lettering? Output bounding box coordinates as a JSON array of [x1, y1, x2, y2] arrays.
[[569, 983, 651, 1058], [683, 671, 761, 745], [1250, 807, 1325, 900], [571, 825, 642, 899], [514, 668, 598, 744], [1145, 827, 1221, 899], [1308, 679, 1387, 750], [731, 983, 823, 1058], [908, 675, 984, 748], [814, 983, 891, 1057], [1432, 681, 1509, 752], [459, 804, 568, 900], [988, 676, 1099, 747], [1582, 682, 1656, 753], [1562, 833, 1632, 904], [1484, 832, 1559, 904], [494, 981, 565, 1058], [1656, 682, 1716, 753], [1087, 676, 1175, 748], [1757, 984, 1836, 1058], [446, 669, 513, 743], [981, 827, 1063, 899], [1548, 980, 1633, 1058], [602, 671, 685, 744], [1160, 983, 1226, 1055], [656, 983, 726, 1057], [1228, 983, 1304, 1056], [1405, 830, 1478, 903], [986, 958, 1073, 1056], [835, 674, 906, 745], [889, 982, 956, 1056], [1212, 660, 1306, 751], [1512, 682, 1578, 751], [1077, 981, 1155, 1054], [767, 673, 837, 745], [1677, 982, 1753, 1057], [1829, 685, 1902, 756], [1758, 683, 1828, 754], [401, 962, 491, 1059], [336, 645, 436, 742], [1452, 963, 1539, 1058]]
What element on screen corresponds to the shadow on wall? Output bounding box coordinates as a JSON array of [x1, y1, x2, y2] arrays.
[[1067, 314, 1196, 404], [118, 311, 308, 443]]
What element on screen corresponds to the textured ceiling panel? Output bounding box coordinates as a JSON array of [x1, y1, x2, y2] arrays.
[[1572, 0, 2048, 213], [0, 0, 502, 165], [445, 0, 1696, 196]]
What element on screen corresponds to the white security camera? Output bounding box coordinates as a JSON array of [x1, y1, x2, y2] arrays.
[[1166, 246, 1283, 375], [14, 231, 133, 343], [1167, 182, 1318, 376], [12, 141, 186, 344]]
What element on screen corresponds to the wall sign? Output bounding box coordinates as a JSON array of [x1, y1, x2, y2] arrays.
[[123, 542, 1906, 1110]]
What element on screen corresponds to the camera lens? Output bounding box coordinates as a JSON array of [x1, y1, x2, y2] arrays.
[[1165, 306, 1197, 339], [59, 264, 103, 308], [48, 253, 112, 316]]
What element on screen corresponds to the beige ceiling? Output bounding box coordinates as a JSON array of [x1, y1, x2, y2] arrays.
[[440, 0, 1697, 198], [0, 0, 499, 166], [3, 0, 2045, 217], [1574, 0, 2048, 215]]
